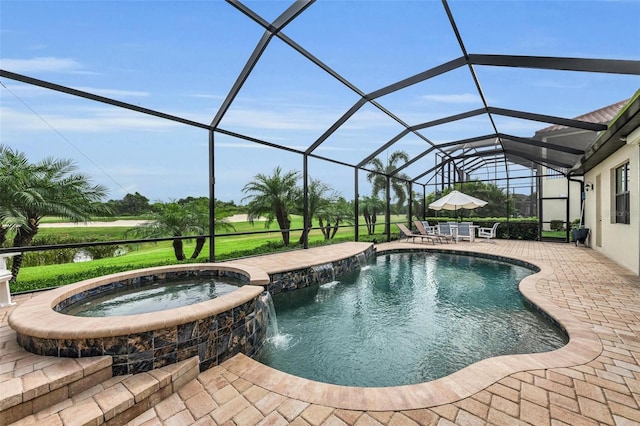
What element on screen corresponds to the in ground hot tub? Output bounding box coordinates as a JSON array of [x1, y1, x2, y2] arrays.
[[9, 263, 270, 375]]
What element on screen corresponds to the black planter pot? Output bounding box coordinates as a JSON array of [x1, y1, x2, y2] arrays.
[[572, 228, 589, 246]]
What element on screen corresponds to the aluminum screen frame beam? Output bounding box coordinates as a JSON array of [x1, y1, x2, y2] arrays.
[[211, 0, 314, 128], [488, 107, 608, 132], [468, 54, 640, 75]]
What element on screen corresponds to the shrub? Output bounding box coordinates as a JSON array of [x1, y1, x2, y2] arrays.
[[550, 220, 564, 231], [10, 260, 177, 293], [86, 245, 125, 260], [13, 235, 126, 267]]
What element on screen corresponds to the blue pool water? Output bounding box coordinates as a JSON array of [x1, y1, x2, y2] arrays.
[[256, 252, 567, 387]]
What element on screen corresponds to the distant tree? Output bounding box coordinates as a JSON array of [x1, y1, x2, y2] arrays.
[[455, 181, 512, 218], [214, 198, 243, 218], [359, 195, 385, 235], [121, 192, 150, 215], [106, 192, 150, 216], [0, 145, 109, 279], [177, 196, 207, 206], [242, 167, 300, 246]]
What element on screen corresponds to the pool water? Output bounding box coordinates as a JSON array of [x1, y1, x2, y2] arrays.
[[61, 275, 245, 317], [256, 252, 567, 387]]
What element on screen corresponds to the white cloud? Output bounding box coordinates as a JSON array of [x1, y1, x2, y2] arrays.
[[220, 107, 335, 131], [0, 106, 180, 133], [421, 93, 481, 104], [531, 79, 586, 90], [0, 57, 91, 74], [340, 110, 402, 131], [188, 93, 224, 100]]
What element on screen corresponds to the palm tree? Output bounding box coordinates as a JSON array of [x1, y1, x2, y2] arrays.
[[242, 167, 300, 246], [0, 146, 109, 279], [296, 177, 337, 245], [359, 195, 385, 235], [0, 146, 33, 246], [317, 197, 353, 240], [131, 199, 234, 261], [366, 150, 411, 232]]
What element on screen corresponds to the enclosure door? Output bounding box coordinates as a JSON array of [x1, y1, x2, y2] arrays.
[[539, 196, 569, 242], [596, 174, 602, 248]]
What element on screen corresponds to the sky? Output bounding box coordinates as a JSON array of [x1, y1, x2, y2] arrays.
[[1, 0, 639, 204]]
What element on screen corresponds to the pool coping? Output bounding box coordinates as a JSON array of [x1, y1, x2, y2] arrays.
[[218, 244, 603, 411]]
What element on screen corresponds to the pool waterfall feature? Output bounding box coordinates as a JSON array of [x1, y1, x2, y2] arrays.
[[8, 245, 377, 375]]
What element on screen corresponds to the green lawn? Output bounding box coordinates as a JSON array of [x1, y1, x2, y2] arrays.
[[541, 230, 569, 239]]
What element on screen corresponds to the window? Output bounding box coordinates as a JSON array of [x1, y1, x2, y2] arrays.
[[615, 162, 630, 224]]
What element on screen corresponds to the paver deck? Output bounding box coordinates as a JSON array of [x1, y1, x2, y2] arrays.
[[2, 240, 640, 425]]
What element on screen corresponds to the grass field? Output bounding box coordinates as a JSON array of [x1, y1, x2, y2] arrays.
[[10, 215, 406, 292]]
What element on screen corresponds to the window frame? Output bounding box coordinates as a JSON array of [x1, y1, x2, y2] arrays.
[[614, 162, 630, 225]]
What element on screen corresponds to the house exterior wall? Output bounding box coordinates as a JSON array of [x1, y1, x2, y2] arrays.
[[584, 141, 639, 274]]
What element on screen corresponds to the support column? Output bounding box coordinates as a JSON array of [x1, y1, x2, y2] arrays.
[[208, 130, 216, 262], [385, 176, 391, 242], [303, 154, 309, 249], [354, 168, 359, 242]]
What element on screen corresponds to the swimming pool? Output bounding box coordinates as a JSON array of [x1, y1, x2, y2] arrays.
[[256, 251, 568, 387]]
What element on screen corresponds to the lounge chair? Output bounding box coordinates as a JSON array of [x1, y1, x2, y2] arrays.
[[396, 223, 437, 244], [436, 222, 457, 243], [478, 222, 499, 242], [414, 220, 448, 244]]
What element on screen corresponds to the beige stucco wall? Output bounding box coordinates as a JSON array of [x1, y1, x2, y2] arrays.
[[584, 142, 639, 275], [540, 169, 582, 230]]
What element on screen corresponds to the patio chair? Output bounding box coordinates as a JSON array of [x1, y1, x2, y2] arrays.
[[437, 222, 457, 243], [414, 220, 448, 244], [456, 222, 473, 242], [478, 222, 500, 242], [396, 223, 437, 245]]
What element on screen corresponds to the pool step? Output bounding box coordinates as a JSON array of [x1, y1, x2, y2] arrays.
[[0, 348, 112, 426], [6, 356, 199, 426]]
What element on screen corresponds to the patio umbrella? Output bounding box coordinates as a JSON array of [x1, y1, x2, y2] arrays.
[[429, 190, 488, 219]]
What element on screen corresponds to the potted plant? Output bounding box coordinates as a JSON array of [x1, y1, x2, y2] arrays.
[[571, 219, 589, 246]]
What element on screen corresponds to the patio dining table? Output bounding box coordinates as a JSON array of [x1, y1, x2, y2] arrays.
[[447, 223, 479, 242]]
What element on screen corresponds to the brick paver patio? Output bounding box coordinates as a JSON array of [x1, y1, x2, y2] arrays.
[[2, 240, 640, 425]]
